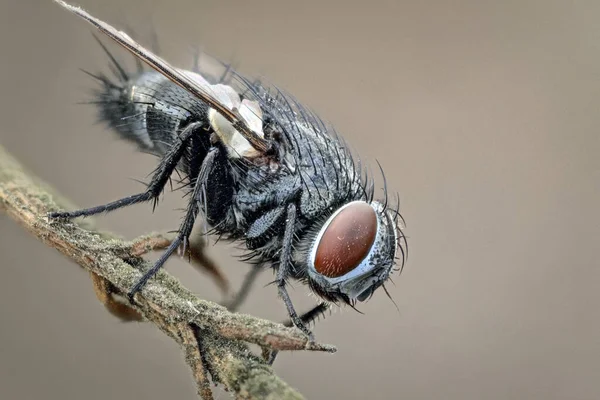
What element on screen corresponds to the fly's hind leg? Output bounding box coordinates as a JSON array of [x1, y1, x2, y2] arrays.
[[48, 122, 201, 220]]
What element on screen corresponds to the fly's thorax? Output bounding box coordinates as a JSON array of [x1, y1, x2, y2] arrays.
[[306, 200, 398, 302]]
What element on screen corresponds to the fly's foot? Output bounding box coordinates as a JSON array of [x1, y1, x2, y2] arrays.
[[265, 311, 315, 365], [127, 232, 229, 295], [267, 302, 331, 364], [114, 232, 229, 300], [291, 315, 316, 345], [47, 208, 88, 222], [47, 210, 72, 220], [126, 290, 137, 305], [127, 277, 146, 305]]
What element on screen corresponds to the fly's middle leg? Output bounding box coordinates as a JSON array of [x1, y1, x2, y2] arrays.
[[128, 147, 220, 301]]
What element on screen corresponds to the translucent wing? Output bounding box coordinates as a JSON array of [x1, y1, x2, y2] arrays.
[[54, 0, 270, 155]]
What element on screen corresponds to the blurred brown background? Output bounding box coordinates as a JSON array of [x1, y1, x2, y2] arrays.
[[1, 0, 599, 399]]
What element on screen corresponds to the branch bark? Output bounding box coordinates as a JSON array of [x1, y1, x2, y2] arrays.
[[0, 143, 335, 399]]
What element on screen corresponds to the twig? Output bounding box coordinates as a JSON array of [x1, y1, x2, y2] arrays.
[[0, 143, 335, 399]]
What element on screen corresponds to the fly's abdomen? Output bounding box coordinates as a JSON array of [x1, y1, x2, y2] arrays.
[[93, 70, 210, 156]]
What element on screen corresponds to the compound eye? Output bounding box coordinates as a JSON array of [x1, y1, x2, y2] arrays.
[[314, 202, 377, 278]]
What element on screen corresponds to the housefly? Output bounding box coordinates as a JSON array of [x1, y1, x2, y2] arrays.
[[50, 0, 407, 344]]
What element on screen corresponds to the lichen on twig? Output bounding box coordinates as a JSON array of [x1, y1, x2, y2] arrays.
[[0, 143, 335, 399]]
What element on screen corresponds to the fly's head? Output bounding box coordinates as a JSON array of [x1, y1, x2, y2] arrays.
[[306, 200, 405, 305]]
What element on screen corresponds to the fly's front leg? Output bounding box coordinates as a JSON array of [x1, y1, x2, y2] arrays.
[[48, 122, 202, 220], [277, 203, 315, 341], [128, 147, 220, 301]]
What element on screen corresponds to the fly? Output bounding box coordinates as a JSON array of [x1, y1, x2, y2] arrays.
[[50, 0, 407, 346]]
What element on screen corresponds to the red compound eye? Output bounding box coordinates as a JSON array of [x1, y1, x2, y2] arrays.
[[314, 202, 377, 278]]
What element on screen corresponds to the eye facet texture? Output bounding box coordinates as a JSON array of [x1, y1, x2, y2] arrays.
[[314, 202, 377, 278]]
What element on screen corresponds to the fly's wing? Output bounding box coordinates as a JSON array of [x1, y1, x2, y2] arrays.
[[54, 0, 271, 157]]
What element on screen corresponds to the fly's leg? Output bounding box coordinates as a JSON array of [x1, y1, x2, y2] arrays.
[[224, 264, 263, 311], [48, 122, 202, 220], [276, 203, 314, 341], [267, 303, 329, 365], [128, 232, 229, 295], [226, 188, 302, 311], [128, 147, 220, 301]]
